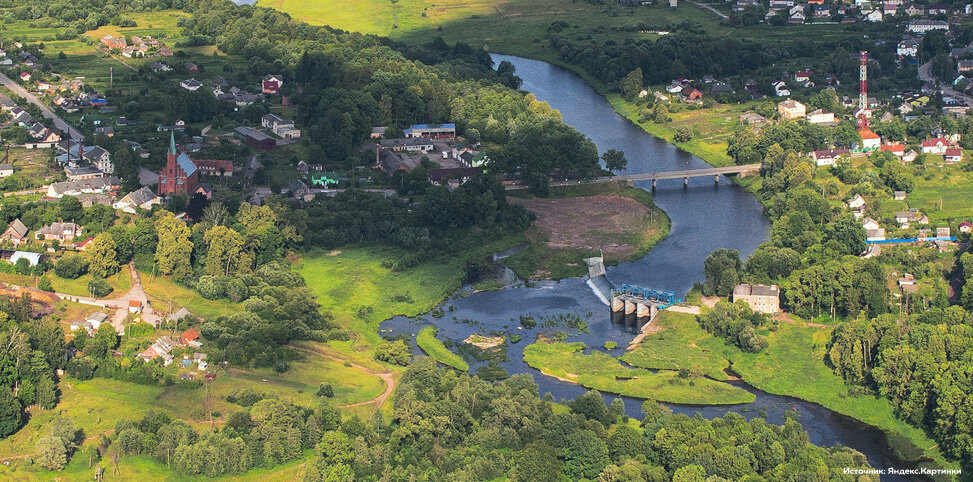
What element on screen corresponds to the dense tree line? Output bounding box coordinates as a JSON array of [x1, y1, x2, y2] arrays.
[[698, 301, 770, 353], [827, 309, 973, 464], [298, 357, 874, 480]]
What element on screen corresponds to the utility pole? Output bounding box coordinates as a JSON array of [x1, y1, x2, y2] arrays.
[[110, 66, 113, 88]]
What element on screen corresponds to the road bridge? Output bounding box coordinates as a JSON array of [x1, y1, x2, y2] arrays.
[[505, 163, 762, 190]]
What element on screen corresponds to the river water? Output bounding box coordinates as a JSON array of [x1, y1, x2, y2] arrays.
[[381, 54, 911, 474]]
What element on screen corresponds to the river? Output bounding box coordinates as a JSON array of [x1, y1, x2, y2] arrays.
[[381, 54, 910, 474]]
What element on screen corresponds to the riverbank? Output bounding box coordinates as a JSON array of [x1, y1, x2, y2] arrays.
[[624, 309, 955, 472], [505, 182, 670, 280]]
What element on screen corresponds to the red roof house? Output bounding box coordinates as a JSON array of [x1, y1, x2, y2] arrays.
[[180, 328, 201, 346]]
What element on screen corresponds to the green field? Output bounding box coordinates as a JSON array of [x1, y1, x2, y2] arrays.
[[621, 311, 730, 381], [416, 326, 469, 371], [623, 314, 954, 470], [139, 271, 243, 320], [523, 340, 754, 405]]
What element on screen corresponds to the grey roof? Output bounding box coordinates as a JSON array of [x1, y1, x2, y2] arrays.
[[380, 138, 434, 149], [87, 312, 109, 323], [176, 152, 197, 177], [0, 164, 13, 172], [121, 187, 158, 206], [733, 283, 779, 297], [167, 307, 191, 321], [4, 219, 27, 237], [10, 251, 40, 266]]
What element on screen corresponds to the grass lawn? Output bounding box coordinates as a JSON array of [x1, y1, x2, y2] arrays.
[[416, 326, 469, 371], [139, 271, 243, 320], [49, 270, 132, 298], [896, 168, 973, 225], [621, 311, 730, 381], [523, 340, 754, 405], [723, 322, 955, 470]]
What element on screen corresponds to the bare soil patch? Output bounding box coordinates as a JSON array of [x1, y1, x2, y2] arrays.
[[514, 194, 657, 258]]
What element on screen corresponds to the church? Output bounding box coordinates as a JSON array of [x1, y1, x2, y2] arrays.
[[158, 132, 199, 196]]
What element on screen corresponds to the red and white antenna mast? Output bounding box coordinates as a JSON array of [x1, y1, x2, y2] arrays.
[[858, 51, 869, 129]]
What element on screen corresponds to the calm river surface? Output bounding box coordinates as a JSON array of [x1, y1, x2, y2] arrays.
[[381, 54, 910, 474]]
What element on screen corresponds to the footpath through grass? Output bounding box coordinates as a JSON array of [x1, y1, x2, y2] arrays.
[[523, 340, 754, 405], [416, 326, 469, 371]]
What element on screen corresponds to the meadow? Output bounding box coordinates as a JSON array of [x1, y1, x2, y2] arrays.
[[416, 326, 469, 371], [621, 311, 730, 381], [139, 271, 243, 320], [522, 340, 755, 405]]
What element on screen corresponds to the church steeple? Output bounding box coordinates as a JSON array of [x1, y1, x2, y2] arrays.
[[169, 131, 177, 155]]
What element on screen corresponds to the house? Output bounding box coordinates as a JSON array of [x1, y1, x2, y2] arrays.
[[739, 112, 768, 126], [859, 129, 881, 150], [883, 3, 899, 15], [36, 223, 82, 242], [907, 20, 949, 34], [184, 62, 199, 72], [862, 217, 880, 230], [0, 164, 13, 178], [710, 82, 734, 94], [773, 81, 791, 97], [847, 194, 866, 209], [960, 221, 973, 233], [680, 87, 702, 102], [731, 284, 780, 314], [137, 336, 176, 365], [114, 187, 161, 213], [195, 183, 214, 199], [147, 61, 171, 72], [937, 227, 951, 237], [1, 219, 29, 246], [902, 150, 918, 163], [70, 320, 93, 334], [794, 70, 813, 83], [180, 328, 202, 347], [260, 114, 301, 138], [928, 3, 948, 14], [158, 133, 199, 196], [129, 299, 143, 314], [94, 126, 114, 137], [895, 210, 923, 225], [167, 307, 192, 324], [789, 11, 806, 23], [806, 109, 835, 125], [665, 82, 683, 94], [261, 74, 283, 94], [100, 35, 126, 50], [284, 180, 312, 200], [866, 228, 886, 241], [777, 99, 806, 120], [87, 312, 109, 329], [944, 147, 963, 163], [811, 148, 849, 167], [0, 96, 16, 111], [370, 127, 388, 139], [880, 144, 905, 157], [180, 78, 202, 91], [47, 177, 119, 198], [959, 61, 973, 73], [920, 138, 949, 154], [233, 126, 276, 151], [893, 190, 907, 200], [403, 123, 456, 139], [18, 72, 30, 83], [864, 9, 884, 21]]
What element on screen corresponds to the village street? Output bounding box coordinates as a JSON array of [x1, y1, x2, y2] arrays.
[[51, 262, 159, 334], [0, 71, 84, 140]]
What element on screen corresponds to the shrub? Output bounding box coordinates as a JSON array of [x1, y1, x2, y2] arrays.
[[87, 278, 113, 298], [317, 383, 334, 398], [55, 254, 88, 279]]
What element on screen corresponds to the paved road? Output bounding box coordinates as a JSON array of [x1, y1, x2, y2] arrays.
[[688, 0, 728, 19], [919, 61, 973, 107], [0, 71, 84, 140]]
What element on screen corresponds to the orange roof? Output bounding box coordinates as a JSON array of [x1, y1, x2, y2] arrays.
[[129, 299, 142, 307], [881, 144, 904, 152], [859, 129, 880, 140], [181, 328, 199, 342]]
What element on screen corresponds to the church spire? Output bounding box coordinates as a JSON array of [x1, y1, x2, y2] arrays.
[[169, 131, 176, 155]]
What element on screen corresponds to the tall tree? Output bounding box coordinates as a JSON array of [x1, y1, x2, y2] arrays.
[[84, 232, 119, 278], [154, 212, 193, 281]]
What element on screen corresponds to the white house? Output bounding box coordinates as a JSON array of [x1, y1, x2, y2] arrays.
[[920, 138, 949, 154], [847, 194, 866, 209], [862, 217, 880, 230]]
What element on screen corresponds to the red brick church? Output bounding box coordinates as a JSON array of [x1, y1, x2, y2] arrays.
[[158, 132, 198, 196]]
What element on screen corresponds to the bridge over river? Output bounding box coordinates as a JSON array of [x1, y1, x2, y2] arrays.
[[506, 163, 762, 190]]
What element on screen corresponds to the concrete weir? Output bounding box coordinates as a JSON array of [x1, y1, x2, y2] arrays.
[[609, 285, 677, 329]]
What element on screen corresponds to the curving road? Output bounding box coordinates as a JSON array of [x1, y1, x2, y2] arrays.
[[0, 71, 84, 140], [919, 61, 973, 106]]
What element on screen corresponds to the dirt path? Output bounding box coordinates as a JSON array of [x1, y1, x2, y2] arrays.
[[290, 344, 397, 410]]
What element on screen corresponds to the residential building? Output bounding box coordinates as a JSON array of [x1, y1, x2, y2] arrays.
[[806, 109, 835, 125], [862, 217, 880, 230], [894, 190, 907, 200], [811, 148, 849, 167], [859, 129, 882, 150], [233, 126, 276, 151], [36, 222, 82, 242], [180, 78, 202, 91], [0, 219, 29, 246], [907, 20, 949, 34], [114, 187, 161, 214], [731, 284, 781, 314], [262, 74, 283, 94], [920, 137, 949, 154], [944, 147, 963, 163], [739, 112, 768, 126], [0, 164, 14, 178], [777, 99, 806, 120], [47, 177, 119, 198], [773, 81, 791, 96], [866, 228, 886, 241], [64, 166, 104, 181], [194, 159, 234, 176], [847, 194, 866, 209]]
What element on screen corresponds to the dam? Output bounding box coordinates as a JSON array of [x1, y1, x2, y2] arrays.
[[610, 284, 680, 328]]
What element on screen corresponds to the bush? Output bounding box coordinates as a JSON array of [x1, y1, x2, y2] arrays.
[[196, 276, 224, 300], [65, 356, 97, 380], [55, 255, 88, 279], [38, 276, 53, 292], [87, 278, 113, 298], [317, 383, 334, 398], [375, 340, 411, 366]]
